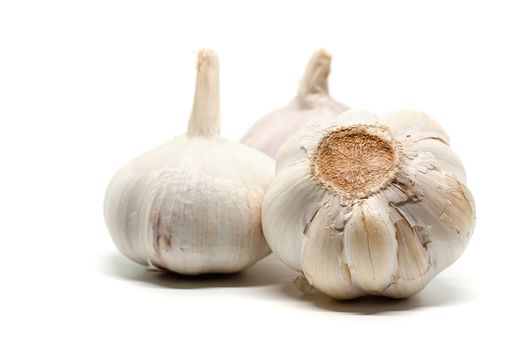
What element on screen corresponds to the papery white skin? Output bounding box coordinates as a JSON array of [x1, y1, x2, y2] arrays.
[[104, 50, 273, 274], [241, 49, 347, 158], [262, 109, 475, 299]]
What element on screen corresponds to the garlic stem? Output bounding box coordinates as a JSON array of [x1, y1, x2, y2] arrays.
[[297, 49, 331, 99], [187, 49, 221, 137]]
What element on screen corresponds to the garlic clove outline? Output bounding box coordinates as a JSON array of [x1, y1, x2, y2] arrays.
[[241, 49, 348, 158], [104, 49, 274, 275], [261, 160, 325, 271], [343, 199, 398, 293], [302, 205, 362, 299]]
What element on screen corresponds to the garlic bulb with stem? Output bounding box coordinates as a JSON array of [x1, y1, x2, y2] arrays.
[[241, 49, 348, 158], [262, 109, 475, 299], [104, 49, 274, 274]]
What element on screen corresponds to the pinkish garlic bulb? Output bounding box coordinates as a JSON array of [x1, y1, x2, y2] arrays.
[[241, 49, 348, 158]]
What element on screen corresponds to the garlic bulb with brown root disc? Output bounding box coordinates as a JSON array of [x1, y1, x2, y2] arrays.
[[262, 109, 475, 299], [241, 49, 347, 158], [104, 50, 274, 274]]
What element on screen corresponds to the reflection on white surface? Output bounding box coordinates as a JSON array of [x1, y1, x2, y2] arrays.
[[102, 252, 298, 288], [102, 252, 477, 315]]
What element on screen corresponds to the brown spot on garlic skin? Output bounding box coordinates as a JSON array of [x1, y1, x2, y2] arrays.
[[151, 211, 172, 254]]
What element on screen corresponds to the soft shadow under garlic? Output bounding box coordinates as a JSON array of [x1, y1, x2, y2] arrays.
[[280, 272, 478, 315], [101, 253, 297, 289]]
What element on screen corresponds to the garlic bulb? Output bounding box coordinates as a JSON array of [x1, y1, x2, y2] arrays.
[[241, 49, 347, 158], [262, 109, 475, 299], [104, 50, 274, 274]]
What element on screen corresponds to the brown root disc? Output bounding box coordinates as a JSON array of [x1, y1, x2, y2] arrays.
[[312, 126, 400, 199]]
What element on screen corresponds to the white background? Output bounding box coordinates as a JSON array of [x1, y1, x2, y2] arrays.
[[1, 1, 524, 349]]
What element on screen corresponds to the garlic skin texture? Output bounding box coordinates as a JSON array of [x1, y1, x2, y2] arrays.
[[241, 49, 347, 158], [262, 109, 475, 299], [104, 50, 274, 274]]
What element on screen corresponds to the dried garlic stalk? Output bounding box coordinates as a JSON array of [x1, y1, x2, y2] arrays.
[[242, 49, 347, 158]]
